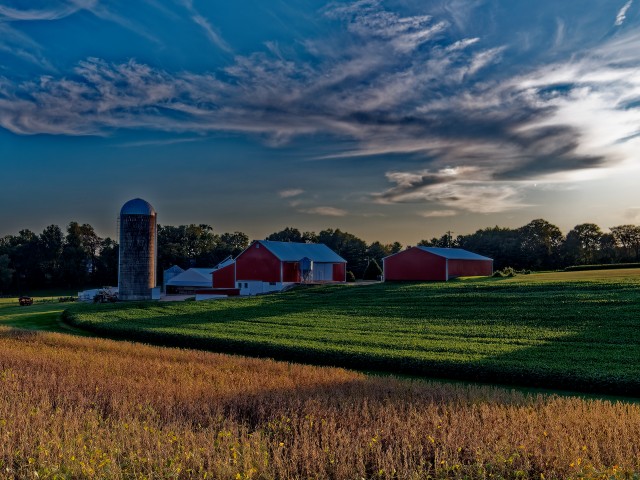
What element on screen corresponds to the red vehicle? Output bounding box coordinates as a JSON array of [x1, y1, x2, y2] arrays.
[[19, 296, 33, 306]]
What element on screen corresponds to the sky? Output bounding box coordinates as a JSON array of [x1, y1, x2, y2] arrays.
[[1, 0, 639, 245]]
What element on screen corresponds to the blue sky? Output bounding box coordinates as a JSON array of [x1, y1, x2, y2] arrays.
[[1, 0, 639, 244]]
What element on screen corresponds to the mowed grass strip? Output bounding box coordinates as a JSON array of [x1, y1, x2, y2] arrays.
[[0, 296, 88, 335], [2, 328, 640, 479], [65, 269, 640, 395]]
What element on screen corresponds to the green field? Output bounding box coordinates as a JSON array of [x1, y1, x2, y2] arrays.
[[0, 296, 86, 334], [63, 269, 640, 395]]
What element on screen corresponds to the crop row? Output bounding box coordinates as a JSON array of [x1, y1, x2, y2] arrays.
[[65, 277, 640, 395]]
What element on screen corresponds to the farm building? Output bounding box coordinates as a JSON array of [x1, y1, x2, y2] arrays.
[[213, 240, 347, 295], [383, 247, 493, 282], [118, 198, 159, 301], [211, 256, 236, 289], [165, 267, 216, 294], [162, 265, 184, 292]]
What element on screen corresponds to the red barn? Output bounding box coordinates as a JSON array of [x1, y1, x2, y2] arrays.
[[211, 257, 236, 289], [214, 240, 347, 295], [383, 247, 493, 282]]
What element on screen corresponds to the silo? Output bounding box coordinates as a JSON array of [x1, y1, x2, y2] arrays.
[[118, 198, 157, 301]]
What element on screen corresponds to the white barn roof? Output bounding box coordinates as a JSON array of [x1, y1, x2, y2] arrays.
[[166, 267, 214, 287], [164, 265, 185, 275], [213, 256, 234, 270], [416, 247, 493, 261], [257, 240, 346, 263]]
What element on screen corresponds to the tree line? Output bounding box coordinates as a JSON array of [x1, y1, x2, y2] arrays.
[[1, 219, 639, 293], [420, 219, 640, 270], [0, 223, 118, 294]]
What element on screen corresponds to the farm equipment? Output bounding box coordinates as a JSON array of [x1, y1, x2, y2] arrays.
[[19, 296, 33, 306], [93, 288, 118, 303]]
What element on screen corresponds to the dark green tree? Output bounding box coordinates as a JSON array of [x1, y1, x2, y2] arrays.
[[564, 223, 602, 265], [597, 233, 617, 264], [302, 231, 318, 243], [157, 224, 217, 270], [94, 238, 119, 286], [517, 219, 564, 270], [61, 222, 91, 287], [0, 254, 13, 293], [7, 230, 43, 291], [214, 232, 250, 260], [266, 227, 304, 243], [39, 224, 64, 286], [363, 259, 383, 280], [366, 241, 402, 266], [317, 229, 368, 278], [457, 226, 521, 270], [610, 225, 640, 261], [418, 233, 458, 248]]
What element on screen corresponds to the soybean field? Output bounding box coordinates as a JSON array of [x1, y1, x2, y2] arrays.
[[65, 269, 640, 395]]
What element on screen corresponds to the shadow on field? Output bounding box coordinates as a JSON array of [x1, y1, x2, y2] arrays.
[[63, 279, 640, 397], [474, 324, 640, 396]]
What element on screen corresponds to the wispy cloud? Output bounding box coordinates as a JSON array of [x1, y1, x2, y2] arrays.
[[421, 210, 457, 218], [279, 189, 305, 198], [178, 0, 231, 52], [375, 168, 529, 214], [298, 207, 348, 217], [0, 24, 56, 71], [0, 0, 163, 65], [0, 1, 95, 21], [615, 0, 633, 26], [466, 46, 506, 76], [324, 0, 448, 54], [0, 1, 639, 215], [114, 137, 206, 148]]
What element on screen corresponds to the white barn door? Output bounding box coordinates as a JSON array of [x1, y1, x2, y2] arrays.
[[313, 263, 333, 282]]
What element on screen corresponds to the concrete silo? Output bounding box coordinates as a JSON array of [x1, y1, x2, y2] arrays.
[[118, 198, 158, 301]]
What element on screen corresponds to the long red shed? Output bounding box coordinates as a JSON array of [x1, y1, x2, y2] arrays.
[[383, 247, 493, 282], [214, 240, 347, 295]]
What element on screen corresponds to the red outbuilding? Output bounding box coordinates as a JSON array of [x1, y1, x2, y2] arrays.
[[213, 240, 347, 295], [383, 247, 493, 282], [211, 257, 236, 289]]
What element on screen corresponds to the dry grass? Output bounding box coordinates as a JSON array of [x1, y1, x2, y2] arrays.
[[0, 328, 638, 479]]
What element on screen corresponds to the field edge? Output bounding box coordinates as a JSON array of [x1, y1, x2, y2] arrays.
[[61, 306, 640, 398]]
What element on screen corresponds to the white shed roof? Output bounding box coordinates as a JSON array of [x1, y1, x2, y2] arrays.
[[416, 247, 493, 261], [166, 267, 214, 287], [257, 240, 346, 263], [213, 256, 234, 270]]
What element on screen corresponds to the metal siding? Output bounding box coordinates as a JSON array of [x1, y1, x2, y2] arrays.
[[332, 263, 346, 282], [447, 259, 494, 278], [383, 247, 447, 281], [235, 242, 281, 282], [416, 246, 493, 261], [282, 262, 301, 282], [312, 263, 333, 282], [212, 263, 236, 288], [118, 211, 157, 300], [167, 268, 214, 287], [259, 241, 346, 263]]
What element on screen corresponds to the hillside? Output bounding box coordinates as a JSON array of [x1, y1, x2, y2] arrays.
[[65, 270, 640, 395], [1, 328, 638, 478]]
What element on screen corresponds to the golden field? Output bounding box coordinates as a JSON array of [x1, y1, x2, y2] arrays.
[[0, 327, 638, 479]]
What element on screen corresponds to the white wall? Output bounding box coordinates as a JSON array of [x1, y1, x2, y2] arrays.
[[312, 263, 333, 282], [236, 281, 293, 296]]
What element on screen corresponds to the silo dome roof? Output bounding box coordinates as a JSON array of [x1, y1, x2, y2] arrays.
[[120, 198, 156, 216]]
